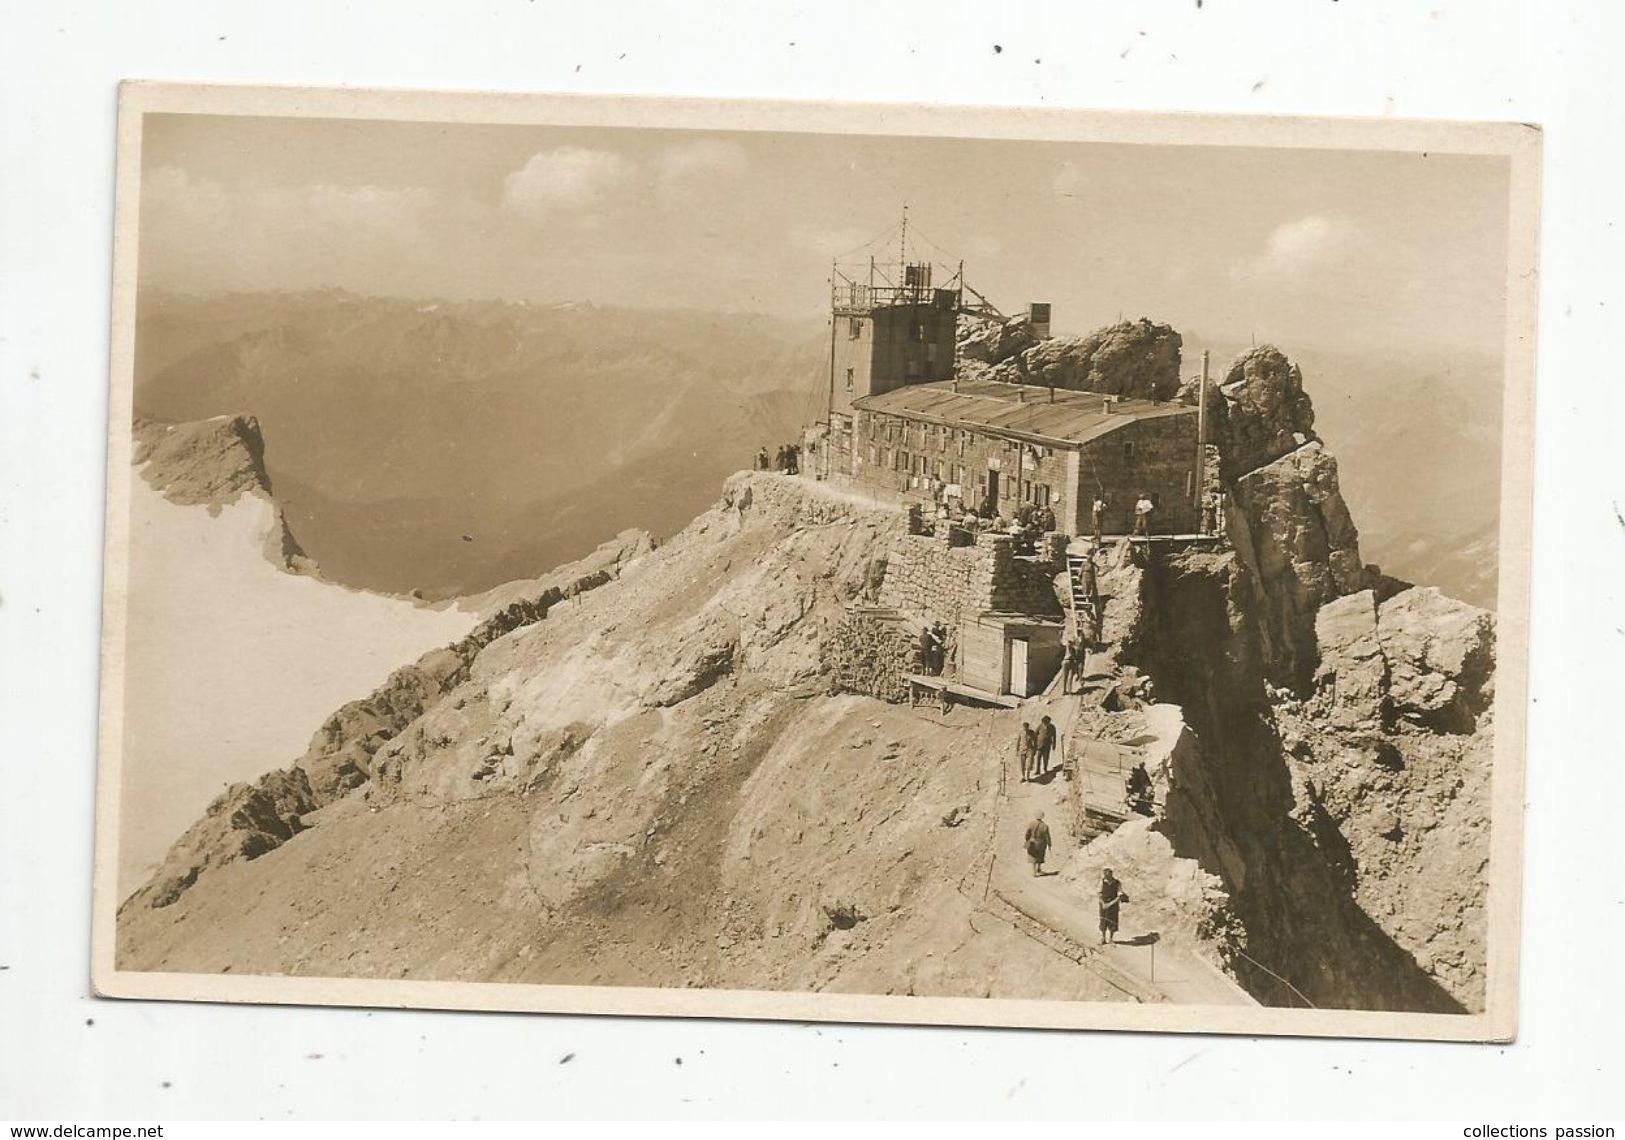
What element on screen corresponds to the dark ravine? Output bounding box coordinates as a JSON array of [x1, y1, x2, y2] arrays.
[[1131, 549, 1468, 1012]]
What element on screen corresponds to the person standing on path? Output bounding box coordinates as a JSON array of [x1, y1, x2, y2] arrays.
[[1024, 813, 1053, 877], [1017, 721, 1037, 781], [1036, 715, 1057, 778], [1091, 495, 1107, 544], [1133, 493, 1155, 538], [1099, 868, 1129, 944]]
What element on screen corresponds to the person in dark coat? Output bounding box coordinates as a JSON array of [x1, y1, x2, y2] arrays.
[[1126, 761, 1154, 816], [756, 446, 770, 471], [1099, 869, 1129, 944], [1024, 812, 1052, 877], [1036, 714, 1057, 777], [774, 445, 788, 472]]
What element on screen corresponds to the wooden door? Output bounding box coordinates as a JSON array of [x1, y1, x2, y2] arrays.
[[1009, 637, 1029, 696]]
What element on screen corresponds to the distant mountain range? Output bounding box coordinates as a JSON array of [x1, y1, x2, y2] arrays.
[[134, 291, 826, 598], [134, 292, 1505, 608]]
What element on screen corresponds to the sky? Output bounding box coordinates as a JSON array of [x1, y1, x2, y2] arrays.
[[138, 113, 1513, 357]]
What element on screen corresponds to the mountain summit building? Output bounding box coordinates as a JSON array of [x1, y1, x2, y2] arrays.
[[815, 234, 1203, 537], [847, 380, 1201, 537]]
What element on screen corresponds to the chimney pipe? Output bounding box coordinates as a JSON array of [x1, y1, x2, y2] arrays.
[[1017, 387, 1026, 403], [1048, 385, 1055, 403]]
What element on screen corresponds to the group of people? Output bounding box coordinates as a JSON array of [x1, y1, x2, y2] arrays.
[[917, 621, 949, 676], [1020, 815, 1131, 945], [1085, 493, 1158, 542], [755, 443, 802, 475], [927, 496, 1056, 554], [1016, 715, 1058, 782]]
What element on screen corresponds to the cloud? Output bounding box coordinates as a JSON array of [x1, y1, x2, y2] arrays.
[[145, 166, 438, 237], [1232, 215, 1364, 283], [659, 139, 748, 184], [502, 147, 636, 222], [138, 165, 446, 291]]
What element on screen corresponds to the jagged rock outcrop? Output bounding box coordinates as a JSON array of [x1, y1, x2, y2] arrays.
[[1315, 587, 1495, 735], [956, 314, 1039, 368], [127, 767, 320, 911], [1205, 346, 1319, 482], [954, 316, 1183, 402], [1226, 442, 1369, 688], [1016, 319, 1183, 400], [1130, 547, 1489, 1012], [132, 412, 312, 572]]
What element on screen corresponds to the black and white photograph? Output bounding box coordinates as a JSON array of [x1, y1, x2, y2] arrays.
[[89, 85, 1537, 1042]]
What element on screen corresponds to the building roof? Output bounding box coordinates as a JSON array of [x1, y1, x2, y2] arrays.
[[853, 380, 1195, 448]]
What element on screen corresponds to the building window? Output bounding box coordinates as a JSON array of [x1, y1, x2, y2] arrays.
[[1123, 441, 1136, 462], [868, 445, 876, 464], [909, 321, 924, 342], [848, 317, 862, 340], [845, 367, 854, 391], [926, 343, 938, 363]]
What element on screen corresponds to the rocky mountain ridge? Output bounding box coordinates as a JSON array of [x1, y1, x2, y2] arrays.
[[115, 339, 1498, 1014], [132, 413, 312, 573]]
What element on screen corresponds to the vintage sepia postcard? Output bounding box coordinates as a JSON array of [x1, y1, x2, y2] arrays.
[[92, 82, 1539, 1041]]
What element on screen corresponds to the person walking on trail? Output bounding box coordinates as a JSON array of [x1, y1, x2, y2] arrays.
[[1091, 495, 1107, 543], [1099, 868, 1130, 944], [1133, 493, 1155, 538], [1036, 715, 1057, 778], [1024, 813, 1053, 877], [1061, 638, 1080, 695], [1017, 721, 1038, 782]]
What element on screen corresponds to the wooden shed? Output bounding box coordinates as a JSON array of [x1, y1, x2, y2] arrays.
[[958, 612, 1065, 698]]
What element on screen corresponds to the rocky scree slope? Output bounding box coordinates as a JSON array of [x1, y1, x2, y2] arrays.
[[116, 475, 1137, 1002]]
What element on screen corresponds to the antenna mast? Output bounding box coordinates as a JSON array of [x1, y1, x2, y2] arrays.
[[899, 205, 908, 274]]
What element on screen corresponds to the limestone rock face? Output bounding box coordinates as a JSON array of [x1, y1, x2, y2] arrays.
[[1017, 319, 1183, 400], [1229, 442, 1369, 687], [123, 766, 320, 912], [1313, 590, 1387, 729], [133, 413, 279, 508], [1374, 587, 1496, 732], [956, 314, 1039, 367], [133, 412, 313, 572], [1213, 346, 1319, 482], [1311, 586, 1495, 735]]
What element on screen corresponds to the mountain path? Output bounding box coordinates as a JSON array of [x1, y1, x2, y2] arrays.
[[982, 692, 1254, 1007]]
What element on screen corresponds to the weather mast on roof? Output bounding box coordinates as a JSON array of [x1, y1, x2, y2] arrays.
[[817, 210, 1003, 477]]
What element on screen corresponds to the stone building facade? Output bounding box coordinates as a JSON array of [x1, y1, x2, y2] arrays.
[[848, 379, 1202, 536], [877, 521, 1067, 631]]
